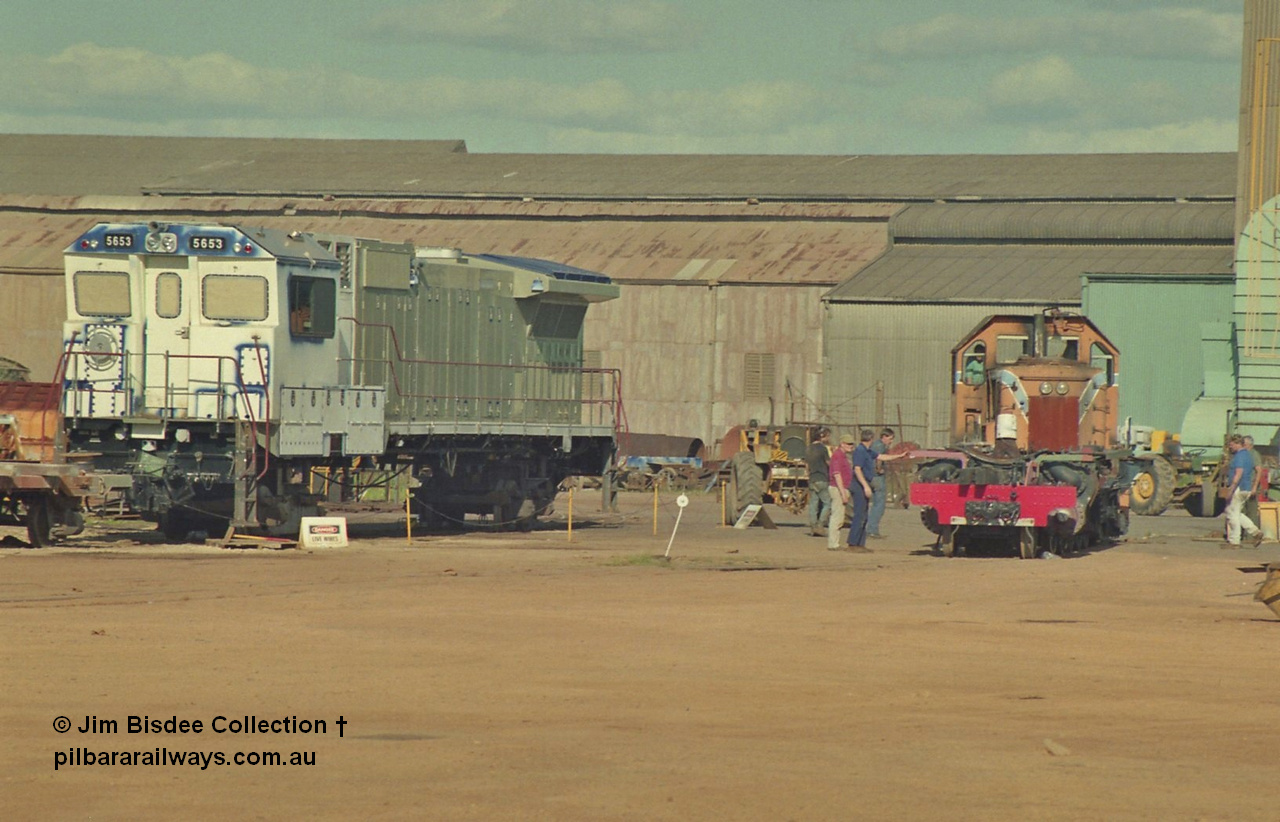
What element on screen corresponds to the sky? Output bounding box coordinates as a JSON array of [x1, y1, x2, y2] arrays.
[[0, 0, 1248, 155]]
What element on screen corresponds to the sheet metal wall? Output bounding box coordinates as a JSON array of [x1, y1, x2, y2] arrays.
[[585, 283, 827, 452], [1237, 0, 1280, 235], [1082, 276, 1233, 434], [0, 273, 66, 381], [821, 301, 1059, 447]]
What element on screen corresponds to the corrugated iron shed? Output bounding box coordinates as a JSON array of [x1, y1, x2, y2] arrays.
[[0, 134, 1236, 201], [824, 244, 1235, 303], [890, 202, 1235, 242], [0, 204, 895, 285]]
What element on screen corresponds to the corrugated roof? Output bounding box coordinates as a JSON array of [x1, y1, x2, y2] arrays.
[[473, 253, 613, 284], [0, 135, 468, 199], [890, 202, 1235, 243], [824, 244, 1235, 303], [0, 208, 891, 285], [0, 134, 1236, 201]]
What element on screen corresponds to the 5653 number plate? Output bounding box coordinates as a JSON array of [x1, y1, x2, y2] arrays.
[[189, 235, 226, 251]]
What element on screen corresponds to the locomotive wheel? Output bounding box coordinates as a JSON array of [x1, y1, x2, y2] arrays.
[[1129, 456, 1176, 517], [725, 451, 764, 525], [25, 498, 52, 548]]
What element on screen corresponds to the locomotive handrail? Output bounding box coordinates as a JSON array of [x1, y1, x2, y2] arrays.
[[61, 347, 264, 438], [249, 336, 271, 481]]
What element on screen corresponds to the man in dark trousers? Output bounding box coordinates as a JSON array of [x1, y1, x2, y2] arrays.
[[805, 427, 831, 537], [867, 427, 894, 538], [846, 429, 876, 552]]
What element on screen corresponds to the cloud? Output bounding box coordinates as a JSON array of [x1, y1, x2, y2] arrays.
[[987, 56, 1091, 112], [363, 0, 699, 54], [866, 8, 1240, 62], [1020, 117, 1238, 153], [0, 44, 815, 144], [897, 95, 987, 132]]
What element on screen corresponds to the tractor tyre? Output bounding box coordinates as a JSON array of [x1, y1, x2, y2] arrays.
[[1129, 455, 1176, 517], [25, 498, 52, 548], [726, 451, 764, 524]]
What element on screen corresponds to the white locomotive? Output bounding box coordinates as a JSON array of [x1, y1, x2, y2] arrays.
[[62, 222, 620, 536]]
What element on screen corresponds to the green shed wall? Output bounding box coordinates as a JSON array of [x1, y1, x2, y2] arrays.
[[1081, 275, 1233, 434]]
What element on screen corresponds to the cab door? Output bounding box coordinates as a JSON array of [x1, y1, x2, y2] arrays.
[[142, 259, 191, 416]]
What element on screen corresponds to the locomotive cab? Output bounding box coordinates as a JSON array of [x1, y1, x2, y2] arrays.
[[951, 311, 1120, 452], [63, 223, 345, 425]]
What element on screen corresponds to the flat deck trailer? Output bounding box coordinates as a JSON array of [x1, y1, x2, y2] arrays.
[[0, 381, 88, 546]]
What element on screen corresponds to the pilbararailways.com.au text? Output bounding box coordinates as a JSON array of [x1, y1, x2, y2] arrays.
[[56, 747, 318, 771]]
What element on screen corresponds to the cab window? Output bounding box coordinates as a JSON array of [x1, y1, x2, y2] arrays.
[[203, 274, 268, 321], [1046, 336, 1079, 360], [288, 276, 336, 338], [995, 335, 1029, 365], [1090, 343, 1116, 384], [961, 341, 986, 386], [156, 272, 182, 319], [73, 271, 131, 317]]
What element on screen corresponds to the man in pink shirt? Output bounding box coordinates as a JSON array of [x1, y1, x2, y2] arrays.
[[828, 433, 855, 550]]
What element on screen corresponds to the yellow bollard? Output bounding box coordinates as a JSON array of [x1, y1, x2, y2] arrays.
[[721, 480, 727, 527], [653, 483, 658, 536], [405, 487, 412, 545], [568, 487, 574, 543]]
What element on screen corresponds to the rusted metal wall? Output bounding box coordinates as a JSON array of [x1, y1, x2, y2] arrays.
[[0, 273, 66, 381], [821, 301, 1061, 448], [585, 283, 827, 453]]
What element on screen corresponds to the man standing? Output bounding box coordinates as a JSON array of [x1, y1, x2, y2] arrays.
[[847, 429, 877, 552], [805, 428, 831, 537], [1224, 434, 1264, 548], [1244, 434, 1262, 527], [867, 427, 904, 539], [828, 433, 855, 550]]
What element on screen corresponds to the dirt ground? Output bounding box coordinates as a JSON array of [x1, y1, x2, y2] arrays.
[[4, 490, 1280, 821]]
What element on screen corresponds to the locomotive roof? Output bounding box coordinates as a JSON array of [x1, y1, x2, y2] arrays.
[[949, 313, 1120, 358], [232, 224, 340, 266], [64, 222, 340, 268], [472, 253, 612, 285]]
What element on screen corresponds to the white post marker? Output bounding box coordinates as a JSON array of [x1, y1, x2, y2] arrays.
[[299, 516, 349, 548], [664, 494, 689, 558]]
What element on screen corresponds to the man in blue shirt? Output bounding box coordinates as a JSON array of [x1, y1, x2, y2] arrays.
[[1224, 434, 1263, 548], [847, 429, 877, 551], [867, 427, 906, 538]]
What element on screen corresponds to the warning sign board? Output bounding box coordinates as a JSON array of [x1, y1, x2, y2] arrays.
[[299, 516, 349, 548]]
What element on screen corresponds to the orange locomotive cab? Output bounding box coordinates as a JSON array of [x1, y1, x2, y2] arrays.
[[951, 311, 1120, 452], [913, 310, 1135, 558]]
